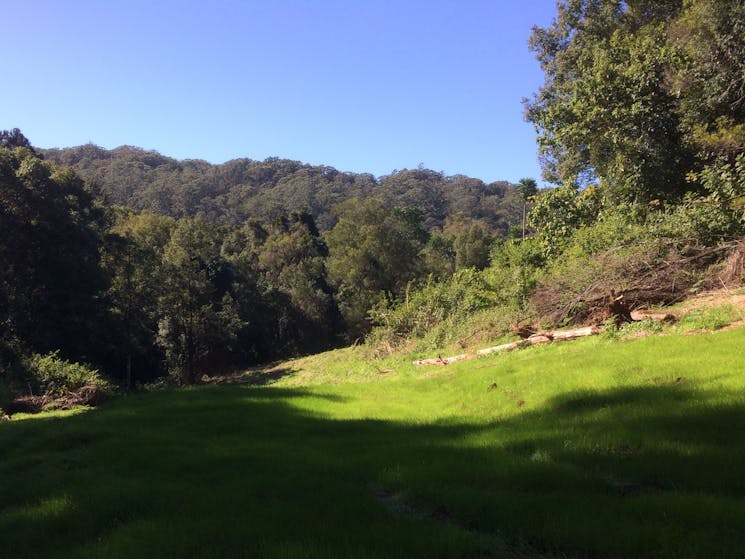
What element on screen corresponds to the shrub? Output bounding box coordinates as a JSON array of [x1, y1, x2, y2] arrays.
[[487, 238, 544, 313], [26, 351, 111, 398], [367, 269, 499, 351]]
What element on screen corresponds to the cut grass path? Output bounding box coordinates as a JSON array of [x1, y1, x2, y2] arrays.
[[3, 329, 745, 558]]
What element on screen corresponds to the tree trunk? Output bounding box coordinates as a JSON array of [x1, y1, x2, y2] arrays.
[[126, 352, 132, 392], [522, 202, 526, 241]]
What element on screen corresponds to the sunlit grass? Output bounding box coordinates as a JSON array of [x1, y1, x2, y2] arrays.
[[677, 303, 745, 331], [2, 327, 745, 558]]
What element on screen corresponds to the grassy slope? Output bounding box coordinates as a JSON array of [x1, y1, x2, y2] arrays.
[[2, 327, 745, 558]]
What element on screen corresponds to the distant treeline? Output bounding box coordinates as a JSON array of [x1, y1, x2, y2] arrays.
[[41, 144, 524, 234]]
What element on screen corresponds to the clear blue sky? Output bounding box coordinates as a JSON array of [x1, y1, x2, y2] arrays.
[[4, 0, 557, 184]]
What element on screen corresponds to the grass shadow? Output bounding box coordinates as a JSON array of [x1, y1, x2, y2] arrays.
[[241, 366, 299, 386], [2, 381, 745, 558]]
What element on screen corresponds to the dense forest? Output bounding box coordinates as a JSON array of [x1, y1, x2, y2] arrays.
[[41, 144, 522, 234], [1, 129, 526, 397], [2, 0, 744, 409]]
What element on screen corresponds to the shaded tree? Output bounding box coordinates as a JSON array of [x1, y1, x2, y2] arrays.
[[325, 198, 428, 338], [102, 210, 175, 387], [0, 144, 107, 362], [156, 216, 243, 384], [453, 222, 494, 271], [256, 211, 342, 353]]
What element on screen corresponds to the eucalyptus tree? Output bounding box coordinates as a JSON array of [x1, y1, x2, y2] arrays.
[[156, 216, 243, 384], [325, 198, 428, 338]]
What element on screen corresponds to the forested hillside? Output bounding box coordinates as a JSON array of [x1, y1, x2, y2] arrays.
[[2, 128, 529, 402], [2, 0, 744, 415], [41, 145, 522, 233]]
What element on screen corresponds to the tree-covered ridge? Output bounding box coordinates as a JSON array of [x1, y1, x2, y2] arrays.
[[41, 144, 523, 233]]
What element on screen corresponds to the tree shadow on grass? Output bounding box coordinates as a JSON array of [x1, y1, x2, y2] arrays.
[[1, 382, 745, 559], [241, 366, 298, 386]]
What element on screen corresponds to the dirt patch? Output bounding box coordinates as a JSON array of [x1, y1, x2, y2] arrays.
[[673, 290, 745, 312]]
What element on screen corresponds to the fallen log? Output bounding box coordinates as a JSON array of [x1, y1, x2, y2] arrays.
[[414, 325, 600, 366], [551, 325, 600, 340], [630, 310, 676, 322], [476, 339, 529, 356], [413, 353, 470, 366]]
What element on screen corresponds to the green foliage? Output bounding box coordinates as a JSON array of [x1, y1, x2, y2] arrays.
[[420, 233, 456, 280], [526, 0, 745, 210], [254, 212, 342, 352], [527, 185, 602, 257], [487, 238, 545, 312], [526, 1, 690, 201], [326, 198, 428, 338], [670, 0, 745, 159], [656, 193, 743, 244], [41, 145, 523, 235], [453, 222, 493, 271], [101, 210, 176, 387], [527, 197, 744, 326], [26, 351, 110, 398], [368, 269, 499, 350], [696, 153, 745, 223], [0, 142, 108, 365], [156, 216, 245, 384], [677, 304, 744, 331], [603, 318, 665, 341]]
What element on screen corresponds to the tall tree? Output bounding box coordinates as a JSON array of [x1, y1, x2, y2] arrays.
[[102, 210, 175, 387], [156, 216, 243, 384], [0, 128, 36, 152], [257, 212, 342, 350], [0, 143, 107, 362], [325, 198, 428, 338], [525, 0, 692, 204], [669, 0, 745, 215], [517, 177, 538, 240]]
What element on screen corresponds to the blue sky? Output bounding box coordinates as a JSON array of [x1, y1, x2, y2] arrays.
[[4, 0, 557, 184]]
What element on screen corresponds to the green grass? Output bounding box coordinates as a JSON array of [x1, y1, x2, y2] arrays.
[[3, 328, 745, 558], [677, 303, 745, 331]]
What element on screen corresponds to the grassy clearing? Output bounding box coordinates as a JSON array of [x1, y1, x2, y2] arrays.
[[3, 327, 745, 558]]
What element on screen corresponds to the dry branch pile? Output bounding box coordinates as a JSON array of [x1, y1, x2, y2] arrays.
[[2, 385, 108, 418], [530, 239, 744, 328]]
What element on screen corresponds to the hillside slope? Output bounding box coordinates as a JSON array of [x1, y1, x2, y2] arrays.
[[2, 307, 745, 558], [41, 145, 522, 232]]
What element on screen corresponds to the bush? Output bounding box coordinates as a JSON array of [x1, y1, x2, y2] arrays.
[[26, 351, 111, 398], [487, 238, 544, 313], [367, 269, 499, 351]]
